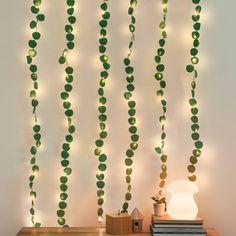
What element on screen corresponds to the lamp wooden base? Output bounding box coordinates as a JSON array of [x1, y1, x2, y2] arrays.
[[16, 227, 220, 236]]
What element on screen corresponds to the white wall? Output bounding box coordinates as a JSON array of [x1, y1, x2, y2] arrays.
[[0, 0, 235, 235]]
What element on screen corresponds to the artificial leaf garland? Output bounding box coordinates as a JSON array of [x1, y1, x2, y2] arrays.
[[154, 0, 169, 191], [26, 0, 45, 228], [57, 0, 77, 227], [121, 0, 139, 213], [154, 0, 203, 188], [186, 0, 203, 182], [94, 0, 111, 222]]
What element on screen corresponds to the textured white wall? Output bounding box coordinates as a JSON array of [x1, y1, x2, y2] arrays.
[[0, 0, 235, 235]]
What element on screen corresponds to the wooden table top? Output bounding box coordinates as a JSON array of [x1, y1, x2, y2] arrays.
[[17, 227, 220, 236]]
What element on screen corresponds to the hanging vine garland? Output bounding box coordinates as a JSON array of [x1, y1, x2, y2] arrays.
[[154, 0, 203, 186], [121, 0, 139, 213], [56, 0, 77, 227], [94, 0, 111, 223], [26, 0, 45, 228], [186, 0, 203, 182], [154, 0, 169, 191]]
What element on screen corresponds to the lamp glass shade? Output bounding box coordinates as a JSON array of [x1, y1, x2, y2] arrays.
[[166, 179, 199, 220]]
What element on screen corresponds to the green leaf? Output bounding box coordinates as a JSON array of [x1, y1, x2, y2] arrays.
[[31, 6, 39, 14], [100, 131, 107, 139], [125, 66, 134, 74], [67, 7, 74, 15], [97, 190, 104, 197], [189, 98, 197, 106], [65, 25, 73, 33], [125, 158, 133, 166], [98, 163, 107, 172], [97, 208, 103, 216], [128, 117, 136, 125], [192, 132, 199, 140], [131, 134, 139, 142], [60, 176, 68, 184], [30, 65, 37, 73], [68, 16, 76, 24], [192, 0, 200, 4], [61, 151, 69, 159], [103, 11, 110, 20], [99, 154, 107, 162], [161, 155, 167, 163], [67, 42, 75, 49], [32, 32, 41, 40], [66, 33, 75, 42], [128, 108, 135, 117], [129, 126, 137, 134], [68, 125, 75, 133], [65, 134, 73, 143], [36, 14, 45, 21], [96, 139, 104, 147], [195, 141, 203, 149], [100, 2, 108, 10], [159, 21, 166, 29], [60, 193, 68, 200], [65, 109, 73, 117], [97, 181, 105, 189], [30, 20, 37, 29], [60, 184, 68, 192], [99, 114, 107, 122], [64, 167, 72, 175], [186, 65, 194, 73], [191, 115, 198, 123], [99, 20, 108, 28], [57, 210, 65, 218], [67, 0, 75, 6], [130, 142, 138, 150], [123, 202, 129, 210], [127, 84, 135, 92], [34, 133, 41, 141], [155, 147, 162, 154], [190, 156, 198, 164], [33, 124, 41, 133], [59, 56, 66, 64], [159, 39, 165, 47], [126, 149, 134, 157], [61, 160, 69, 167], [65, 67, 73, 74], [30, 146, 37, 155], [124, 92, 132, 100], [98, 198, 104, 206], [124, 58, 130, 66]]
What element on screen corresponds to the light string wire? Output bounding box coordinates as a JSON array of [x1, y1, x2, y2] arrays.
[[154, 0, 169, 193], [186, 0, 203, 182], [26, 0, 45, 227], [121, 0, 139, 213], [94, 0, 111, 223], [56, 0, 77, 227]]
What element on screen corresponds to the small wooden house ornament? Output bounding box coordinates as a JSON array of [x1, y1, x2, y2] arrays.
[[131, 208, 143, 232]]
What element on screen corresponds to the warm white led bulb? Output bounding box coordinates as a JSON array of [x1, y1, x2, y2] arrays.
[[166, 179, 199, 220]]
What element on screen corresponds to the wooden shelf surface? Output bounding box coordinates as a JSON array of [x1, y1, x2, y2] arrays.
[[17, 227, 220, 236]]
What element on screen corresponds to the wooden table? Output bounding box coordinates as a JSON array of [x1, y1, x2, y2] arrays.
[[17, 227, 220, 236]]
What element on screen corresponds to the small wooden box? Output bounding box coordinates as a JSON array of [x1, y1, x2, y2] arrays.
[[106, 213, 132, 235]]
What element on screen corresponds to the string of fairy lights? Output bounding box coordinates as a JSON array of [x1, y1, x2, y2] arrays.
[[94, 0, 111, 223], [25, 0, 204, 226], [154, 0, 203, 193], [57, 0, 77, 227], [186, 0, 203, 182], [27, 0, 45, 228], [154, 0, 169, 192], [121, 0, 139, 214]]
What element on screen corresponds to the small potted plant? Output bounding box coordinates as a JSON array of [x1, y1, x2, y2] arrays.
[[151, 192, 166, 216]]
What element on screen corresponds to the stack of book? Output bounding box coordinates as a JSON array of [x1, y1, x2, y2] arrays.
[[150, 215, 206, 236]]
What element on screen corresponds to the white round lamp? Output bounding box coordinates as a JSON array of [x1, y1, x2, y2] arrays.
[[166, 179, 199, 220]]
